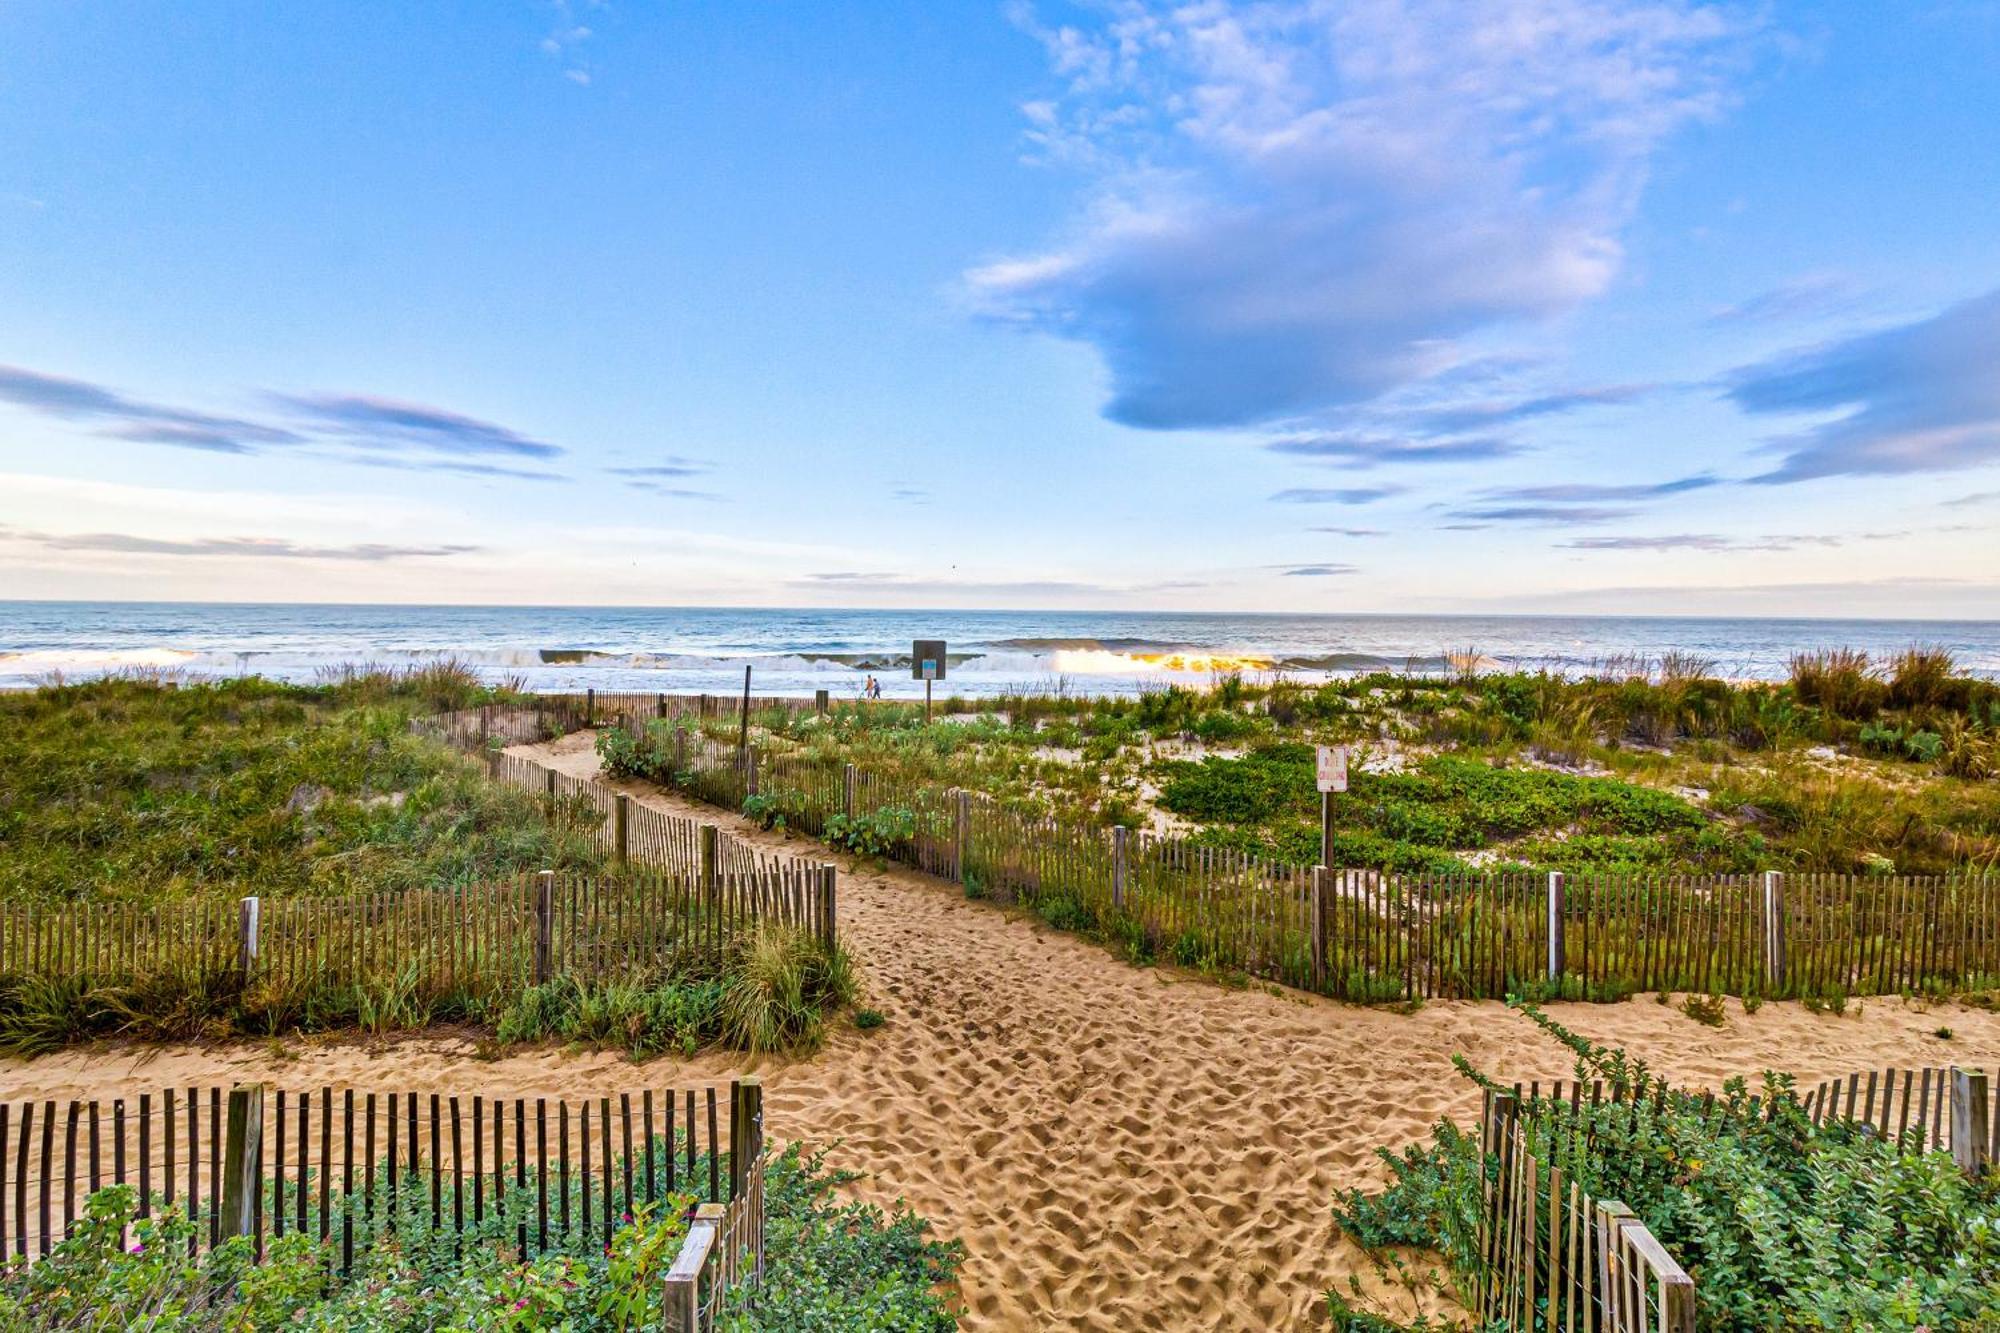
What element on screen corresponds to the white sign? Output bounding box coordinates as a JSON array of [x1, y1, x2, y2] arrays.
[[1316, 745, 1349, 794]]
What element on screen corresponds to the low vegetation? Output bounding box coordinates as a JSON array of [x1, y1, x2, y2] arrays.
[[1328, 1007, 2000, 1331], [0, 671, 598, 901], [647, 647, 1999, 876], [0, 1142, 960, 1331]]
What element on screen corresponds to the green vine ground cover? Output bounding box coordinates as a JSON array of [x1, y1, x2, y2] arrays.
[[695, 650, 2000, 877]]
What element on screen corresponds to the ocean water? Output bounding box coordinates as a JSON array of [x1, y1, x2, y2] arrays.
[[2, 601, 1996, 697]]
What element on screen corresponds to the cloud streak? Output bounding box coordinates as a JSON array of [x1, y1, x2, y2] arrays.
[[4, 528, 479, 561], [1264, 434, 1516, 468], [0, 365, 302, 453], [1730, 287, 2000, 483], [1271, 486, 1403, 505], [1479, 475, 1720, 502], [974, 0, 1752, 429], [275, 394, 564, 459]]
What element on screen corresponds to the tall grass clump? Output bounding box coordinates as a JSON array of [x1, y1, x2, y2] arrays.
[[721, 925, 859, 1053]]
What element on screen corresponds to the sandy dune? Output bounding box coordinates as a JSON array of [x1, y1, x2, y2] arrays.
[[6, 733, 1994, 1330]]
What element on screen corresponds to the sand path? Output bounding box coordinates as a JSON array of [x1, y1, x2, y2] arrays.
[[6, 731, 1997, 1329]]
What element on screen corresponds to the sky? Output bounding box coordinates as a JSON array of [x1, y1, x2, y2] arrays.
[[0, 0, 1997, 617]]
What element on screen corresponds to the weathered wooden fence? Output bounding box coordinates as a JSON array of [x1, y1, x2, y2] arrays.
[[1480, 1090, 1695, 1332], [598, 711, 1998, 1004], [0, 1076, 766, 1308], [1802, 1064, 1996, 1171]]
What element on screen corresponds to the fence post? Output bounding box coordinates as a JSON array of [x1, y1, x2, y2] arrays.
[[1111, 826, 1128, 909], [819, 863, 838, 949], [814, 688, 829, 714], [1954, 1068, 1990, 1177], [615, 794, 630, 866], [746, 747, 759, 797], [842, 764, 857, 820], [1763, 871, 1787, 992], [220, 1083, 264, 1242], [479, 705, 490, 747], [1546, 871, 1566, 985], [729, 1077, 764, 1200], [238, 896, 260, 983], [488, 746, 502, 781], [1310, 867, 1329, 993], [664, 1203, 723, 1332], [544, 768, 557, 815], [956, 789, 971, 883], [534, 870, 555, 984], [700, 825, 719, 901], [657, 692, 667, 720]]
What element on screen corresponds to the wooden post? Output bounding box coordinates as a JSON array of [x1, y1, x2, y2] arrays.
[[842, 764, 857, 820], [1546, 871, 1566, 984], [729, 1078, 763, 1200], [1320, 791, 1333, 870], [1111, 827, 1128, 909], [1310, 867, 1330, 993], [656, 693, 667, 719], [738, 664, 752, 759], [814, 688, 829, 714], [1953, 1068, 1990, 1177], [238, 896, 260, 983], [955, 789, 971, 882], [544, 767, 556, 814], [219, 1083, 264, 1242], [673, 727, 688, 779], [700, 826, 719, 901], [819, 863, 838, 949], [664, 1203, 722, 1332], [746, 747, 759, 797], [697, 692, 710, 719], [585, 688, 595, 727], [488, 747, 502, 781], [534, 871, 555, 984], [1763, 871, 1787, 991], [478, 705, 490, 747], [614, 795, 630, 866]]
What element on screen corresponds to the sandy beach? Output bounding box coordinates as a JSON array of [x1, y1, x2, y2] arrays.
[[5, 732, 1992, 1330]]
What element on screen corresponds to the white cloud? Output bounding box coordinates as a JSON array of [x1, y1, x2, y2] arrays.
[[973, 0, 1756, 429]]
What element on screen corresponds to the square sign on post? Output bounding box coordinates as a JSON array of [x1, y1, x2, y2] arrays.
[[1316, 745, 1348, 870], [1316, 745, 1348, 793], [912, 639, 946, 724]]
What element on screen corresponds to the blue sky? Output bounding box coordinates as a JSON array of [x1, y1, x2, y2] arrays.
[[0, 0, 1996, 615]]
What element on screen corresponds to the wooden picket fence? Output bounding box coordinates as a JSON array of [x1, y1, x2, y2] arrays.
[[587, 708, 2000, 1004], [0, 1076, 766, 1320], [1802, 1065, 1996, 1171], [1480, 1089, 1695, 1332]]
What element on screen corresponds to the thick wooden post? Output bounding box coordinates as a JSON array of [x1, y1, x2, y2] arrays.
[[700, 825, 719, 901], [534, 871, 555, 984], [1763, 871, 1787, 991], [220, 1083, 264, 1242], [819, 863, 838, 949], [238, 896, 260, 983], [488, 747, 502, 781], [814, 688, 829, 714], [614, 795, 630, 866], [1111, 827, 1128, 909], [544, 767, 556, 814], [697, 692, 710, 719], [656, 692, 667, 719], [1546, 871, 1566, 984], [478, 705, 490, 746], [664, 1203, 723, 1332], [1311, 867, 1330, 992], [738, 665, 752, 758], [729, 1078, 763, 1200], [585, 688, 595, 727], [1954, 1068, 1990, 1176], [842, 764, 857, 819], [955, 789, 971, 882]]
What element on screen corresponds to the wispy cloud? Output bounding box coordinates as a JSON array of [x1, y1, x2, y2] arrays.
[[275, 394, 564, 459], [973, 0, 1755, 429], [1478, 475, 1720, 502], [541, 1, 595, 85], [333, 454, 566, 483], [1944, 490, 2000, 508], [621, 483, 724, 500], [1447, 505, 1636, 525], [891, 487, 933, 504], [0, 365, 302, 453], [606, 458, 712, 480], [1264, 434, 1516, 468], [4, 528, 479, 561], [1275, 563, 1357, 577], [1406, 385, 1654, 436], [1271, 486, 1403, 505], [1308, 526, 1384, 537], [1707, 272, 1862, 325], [1730, 287, 2000, 482]]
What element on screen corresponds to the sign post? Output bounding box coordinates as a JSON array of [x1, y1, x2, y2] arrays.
[[1316, 745, 1348, 868], [912, 639, 946, 725]]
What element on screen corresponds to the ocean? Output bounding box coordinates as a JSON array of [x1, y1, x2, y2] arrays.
[[2, 602, 1997, 697]]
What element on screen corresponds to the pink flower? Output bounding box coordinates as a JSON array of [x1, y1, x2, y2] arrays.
[[512, 1298, 528, 1310], [128, 1242, 144, 1254]]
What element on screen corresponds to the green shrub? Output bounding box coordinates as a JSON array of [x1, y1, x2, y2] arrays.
[[824, 807, 916, 857]]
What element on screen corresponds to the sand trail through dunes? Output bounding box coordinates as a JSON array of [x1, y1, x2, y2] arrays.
[[7, 731, 1998, 1329]]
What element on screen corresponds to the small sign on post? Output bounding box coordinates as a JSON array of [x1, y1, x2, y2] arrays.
[[1316, 745, 1348, 869], [912, 639, 946, 724]]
